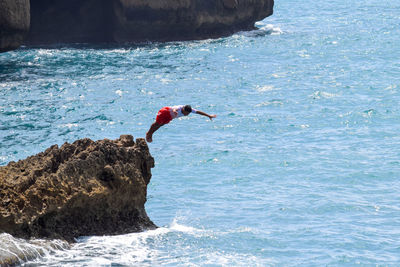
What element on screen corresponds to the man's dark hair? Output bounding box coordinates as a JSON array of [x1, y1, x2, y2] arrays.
[[184, 105, 192, 113]]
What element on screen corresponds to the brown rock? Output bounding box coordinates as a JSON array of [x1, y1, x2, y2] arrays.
[[0, 135, 156, 242]]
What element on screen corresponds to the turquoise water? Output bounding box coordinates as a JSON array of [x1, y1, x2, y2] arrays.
[[1, 0, 400, 265]]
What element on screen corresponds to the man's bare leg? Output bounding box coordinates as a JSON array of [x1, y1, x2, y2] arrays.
[[146, 122, 162, 143]]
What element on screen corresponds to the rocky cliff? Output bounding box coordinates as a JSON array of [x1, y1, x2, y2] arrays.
[[0, 135, 156, 242], [0, 0, 30, 52], [26, 0, 274, 45]]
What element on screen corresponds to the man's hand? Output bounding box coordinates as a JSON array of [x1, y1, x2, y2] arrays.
[[209, 114, 217, 120]]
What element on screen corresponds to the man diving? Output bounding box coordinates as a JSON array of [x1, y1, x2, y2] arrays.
[[146, 105, 217, 143]]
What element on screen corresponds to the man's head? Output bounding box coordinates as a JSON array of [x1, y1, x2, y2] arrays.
[[182, 105, 192, 116]]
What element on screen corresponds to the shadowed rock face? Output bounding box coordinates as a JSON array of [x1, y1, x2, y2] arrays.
[[0, 0, 30, 52], [0, 135, 156, 242], [26, 0, 274, 45], [111, 0, 274, 42]]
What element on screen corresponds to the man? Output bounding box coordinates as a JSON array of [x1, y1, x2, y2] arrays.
[[146, 105, 217, 143]]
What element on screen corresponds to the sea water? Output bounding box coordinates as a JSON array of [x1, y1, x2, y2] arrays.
[[1, 0, 400, 265]]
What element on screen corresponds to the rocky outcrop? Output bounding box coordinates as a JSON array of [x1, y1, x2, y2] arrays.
[[0, 135, 156, 242], [1, 0, 274, 50], [0, 0, 30, 52], [110, 0, 274, 42], [26, 0, 274, 45]]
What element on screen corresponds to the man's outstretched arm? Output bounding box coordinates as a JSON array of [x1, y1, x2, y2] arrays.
[[195, 110, 217, 120]]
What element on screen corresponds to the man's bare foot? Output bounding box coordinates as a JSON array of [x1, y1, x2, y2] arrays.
[[146, 132, 152, 143]]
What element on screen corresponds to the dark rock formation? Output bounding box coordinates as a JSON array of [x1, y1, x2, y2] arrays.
[[0, 0, 30, 52], [0, 135, 156, 242], [110, 0, 274, 42], [27, 0, 113, 45], [26, 0, 274, 45]]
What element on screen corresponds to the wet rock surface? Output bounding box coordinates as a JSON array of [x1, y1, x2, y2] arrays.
[[0, 135, 156, 242]]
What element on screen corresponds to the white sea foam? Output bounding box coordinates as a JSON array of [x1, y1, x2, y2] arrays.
[[115, 89, 123, 96], [0, 233, 69, 266], [168, 218, 214, 238], [170, 218, 199, 233], [103, 49, 130, 54], [255, 100, 284, 107], [21, 218, 226, 266], [238, 23, 283, 38], [28, 228, 168, 266], [37, 49, 54, 56], [58, 123, 79, 128], [259, 24, 283, 35], [256, 85, 275, 92], [310, 90, 339, 99]]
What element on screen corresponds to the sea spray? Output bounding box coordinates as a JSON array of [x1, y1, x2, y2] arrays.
[[0, 233, 69, 265], [23, 218, 277, 266]]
